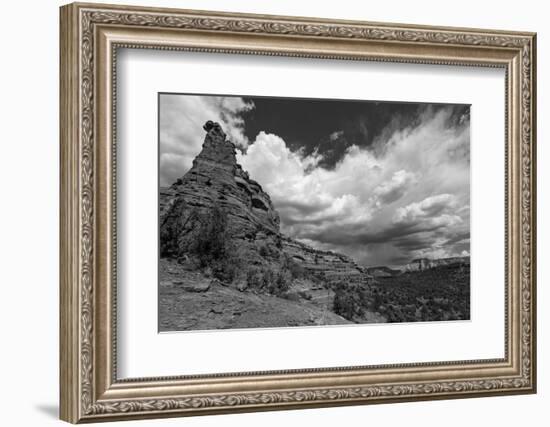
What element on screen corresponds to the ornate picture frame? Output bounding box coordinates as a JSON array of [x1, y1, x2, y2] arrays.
[[60, 2, 536, 423]]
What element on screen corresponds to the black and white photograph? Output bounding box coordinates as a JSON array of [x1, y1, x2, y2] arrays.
[[158, 93, 471, 332]]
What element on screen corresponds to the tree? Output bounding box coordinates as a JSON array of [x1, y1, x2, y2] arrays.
[[195, 204, 228, 266]]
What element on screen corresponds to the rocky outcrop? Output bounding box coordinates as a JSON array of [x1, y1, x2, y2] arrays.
[[366, 266, 401, 278], [160, 121, 370, 284], [160, 121, 281, 260], [404, 256, 470, 272], [281, 238, 366, 282]]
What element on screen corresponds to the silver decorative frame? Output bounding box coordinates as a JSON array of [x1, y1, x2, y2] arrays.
[[60, 2, 536, 423]]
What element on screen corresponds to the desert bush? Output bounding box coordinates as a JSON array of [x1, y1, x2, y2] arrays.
[[160, 202, 200, 258], [298, 290, 313, 300], [333, 290, 355, 320], [332, 284, 366, 321], [282, 292, 301, 302], [246, 268, 263, 290], [372, 289, 383, 311], [159, 227, 179, 258], [268, 270, 292, 296], [195, 204, 228, 267], [245, 266, 292, 296], [288, 261, 306, 279], [189, 205, 250, 284], [258, 244, 269, 258], [211, 251, 240, 283], [261, 268, 275, 289], [279, 255, 307, 279]]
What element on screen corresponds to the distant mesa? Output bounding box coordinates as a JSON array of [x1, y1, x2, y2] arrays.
[[404, 256, 470, 273], [366, 257, 470, 277], [366, 266, 401, 278]]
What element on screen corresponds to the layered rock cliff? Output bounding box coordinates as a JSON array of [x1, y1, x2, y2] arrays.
[[404, 256, 470, 272], [160, 121, 368, 283], [281, 238, 366, 282]]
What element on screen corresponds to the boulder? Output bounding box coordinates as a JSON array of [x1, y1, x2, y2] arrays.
[[172, 278, 210, 292], [189, 280, 210, 292], [210, 278, 227, 287]]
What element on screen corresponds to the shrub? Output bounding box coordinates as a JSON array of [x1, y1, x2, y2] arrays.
[[280, 255, 306, 279], [195, 204, 228, 266], [288, 261, 306, 279], [212, 251, 240, 283], [372, 290, 383, 311], [246, 268, 264, 290], [160, 201, 199, 258], [298, 290, 313, 300], [261, 268, 275, 289], [333, 289, 355, 320], [159, 227, 178, 258], [332, 285, 365, 321], [245, 266, 292, 296], [258, 244, 269, 258], [268, 270, 291, 296]]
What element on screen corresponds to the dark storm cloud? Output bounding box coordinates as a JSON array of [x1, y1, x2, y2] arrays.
[[240, 97, 461, 170], [296, 211, 460, 247], [274, 199, 334, 219]]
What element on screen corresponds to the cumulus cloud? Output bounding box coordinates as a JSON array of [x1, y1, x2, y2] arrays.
[[374, 170, 417, 205], [392, 194, 458, 225], [238, 106, 470, 267], [159, 94, 254, 186]]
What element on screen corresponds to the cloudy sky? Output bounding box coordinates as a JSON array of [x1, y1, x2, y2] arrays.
[[159, 93, 470, 268]]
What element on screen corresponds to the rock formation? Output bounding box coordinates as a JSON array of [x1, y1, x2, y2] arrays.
[[365, 266, 402, 278], [280, 237, 367, 282], [160, 120, 368, 283], [404, 256, 470, 272]]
